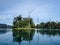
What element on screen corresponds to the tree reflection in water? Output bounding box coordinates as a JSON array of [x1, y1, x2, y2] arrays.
[[12, 29, 35, 45], [37, 29, 60, 36], [0, 29, 7, 34]]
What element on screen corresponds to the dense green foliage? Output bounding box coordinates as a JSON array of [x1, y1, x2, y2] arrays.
[[13, 15, 60, 29], [36, 21, 60, 29], [13, 15, 35, 28]]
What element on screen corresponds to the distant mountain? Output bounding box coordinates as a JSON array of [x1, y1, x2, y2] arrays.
[[0, 24, 12, 28]]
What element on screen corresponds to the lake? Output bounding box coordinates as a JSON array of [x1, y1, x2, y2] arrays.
[[0, 29, 60, 45]]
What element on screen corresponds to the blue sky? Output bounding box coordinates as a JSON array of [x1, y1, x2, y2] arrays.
[[0, 0, 60, 25]]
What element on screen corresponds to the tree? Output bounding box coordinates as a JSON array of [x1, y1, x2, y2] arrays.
[[13, 15, 22, 28], [39, 22, 45, 29], [13, 15, 35, 28], [36, 21, 60, 29]]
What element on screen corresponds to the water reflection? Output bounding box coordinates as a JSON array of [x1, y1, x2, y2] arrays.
[[0, 29, 7, 34], [12, 29, 35, 45], [37, 29, 60, 36], [0, 29, 60, 45]]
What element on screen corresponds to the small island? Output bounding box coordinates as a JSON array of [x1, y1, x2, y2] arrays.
[[13, 15, 60, 29], [13, 15, 35, 29]]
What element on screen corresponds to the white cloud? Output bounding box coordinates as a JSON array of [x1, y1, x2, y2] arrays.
[[0, 16, 5, 19], [0, 0, 60, 25]]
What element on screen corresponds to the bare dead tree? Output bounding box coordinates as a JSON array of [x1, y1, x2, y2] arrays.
[[27, 9, 35, 28]]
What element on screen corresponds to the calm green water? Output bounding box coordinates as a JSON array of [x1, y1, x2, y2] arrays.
[[0, 29, 60, 45]]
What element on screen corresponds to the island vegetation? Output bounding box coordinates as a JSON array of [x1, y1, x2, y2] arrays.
[[36, 21, 60, 29], [13, 15, 35, 29], [13, 15, 60, 29]]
